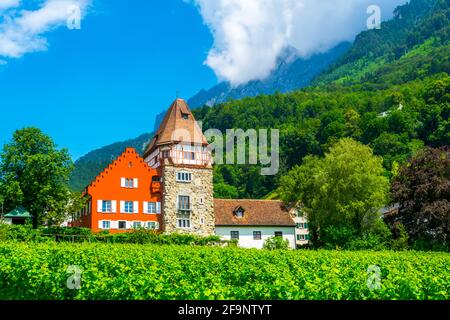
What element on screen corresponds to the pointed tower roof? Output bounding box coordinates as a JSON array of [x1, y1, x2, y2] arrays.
[[145, 99, 208, 157]]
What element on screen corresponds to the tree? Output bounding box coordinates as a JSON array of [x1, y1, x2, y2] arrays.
[[391, 146, 450, 250], [279, 138, 390, 246], [0, 128, 73, 227]]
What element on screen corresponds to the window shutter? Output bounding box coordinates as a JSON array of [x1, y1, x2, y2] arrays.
[[134, 178, 138, 188], [111, 201, 117, 213], [110, 221, 116, 229], [97, 200, 103, 213], [98, 220, 103, 229], [155, 222, 160, 230], [134, 201, 139, 214], [142, 201, 148, 213], [121, 178, 125, 187], [120, 201, 125, 213], [156, 202, 161, 214]]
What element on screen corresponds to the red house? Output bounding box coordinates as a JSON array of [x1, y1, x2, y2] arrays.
[[72, 148, 162, 233]]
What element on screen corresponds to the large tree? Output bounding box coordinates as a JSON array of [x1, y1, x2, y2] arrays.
[[279, 138, 390, 244], [391, 146, 450, 249], [0, 127, 73, 227]]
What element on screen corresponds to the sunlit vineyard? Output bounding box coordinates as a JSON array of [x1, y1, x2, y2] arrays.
[[0, 243, 448, 300]]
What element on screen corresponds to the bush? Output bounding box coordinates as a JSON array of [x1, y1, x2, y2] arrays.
[[263, 236, 289, 250], [390, 223, 409, 251], [0, 243, 449, 300]]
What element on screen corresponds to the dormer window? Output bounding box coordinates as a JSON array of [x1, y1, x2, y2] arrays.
[[234, 206, 245, 218], [181, 112, 189, 120]]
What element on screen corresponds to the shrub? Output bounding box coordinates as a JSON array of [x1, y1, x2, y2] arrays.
[[263, 236, 289, 250]]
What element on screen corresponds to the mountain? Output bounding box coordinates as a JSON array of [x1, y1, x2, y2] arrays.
[[69, 133, 152, 191], [69, 0, 449, 198], [313, 0, 449, 87], [187, 42, 351, 109]]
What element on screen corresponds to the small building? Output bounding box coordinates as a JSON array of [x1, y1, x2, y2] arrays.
[[71, 148, 162, 233], [290, 207, 310, 246], [2, 206, 33, 225], [214, 199, 296, 249]]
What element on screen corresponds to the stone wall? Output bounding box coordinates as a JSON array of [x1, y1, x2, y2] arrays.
[[161, 165, 215, 236]]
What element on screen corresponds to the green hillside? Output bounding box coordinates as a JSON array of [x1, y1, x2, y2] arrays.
[[69, 0, 450, 199], [313, 0, 450, 87]]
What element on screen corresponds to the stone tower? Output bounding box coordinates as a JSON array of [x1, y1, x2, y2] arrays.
[[143, 99, 215, 236]]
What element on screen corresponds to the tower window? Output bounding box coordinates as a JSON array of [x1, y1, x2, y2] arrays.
[[176, 171, 192, 182], [178, 195, 191, 211], [177, 218, 191, 228]]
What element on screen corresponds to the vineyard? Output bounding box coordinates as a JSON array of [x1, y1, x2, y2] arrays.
[[0, 243, 448, 300]]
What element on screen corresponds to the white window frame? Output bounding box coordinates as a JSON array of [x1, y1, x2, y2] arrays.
[[102, 200, 112, 213], [177, 195, 191, 211], [177, 218, 191, 229], [102, 221, 111, 230], [124, 201, 134, 214], [176, 171, 192, 183]]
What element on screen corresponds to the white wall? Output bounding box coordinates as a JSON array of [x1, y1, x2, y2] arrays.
[[294, 216, 310, 246], [216, 226, 296, 249]]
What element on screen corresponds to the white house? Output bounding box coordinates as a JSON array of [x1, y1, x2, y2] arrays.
[[214, 199, 296, 249]]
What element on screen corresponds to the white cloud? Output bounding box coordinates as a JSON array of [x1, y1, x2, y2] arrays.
[[0, 0, 89, 60], [0, 0, 20, 10], [189, 0, 408, 86]]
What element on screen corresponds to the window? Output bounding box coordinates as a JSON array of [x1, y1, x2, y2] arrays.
[[230, 231, 239, 240], [183, 152, 195, 160], [253, 231, 262, 240], [274, 231, 283, 237], [125, 178, 134, 188], [177, 218, 190, 228], [162, 150, 170, 158], [235, 209, 244, 218], [133, 222, 142, 229], [102, 221, 111, 230], [146, 221, 159, 230], [125, 201, 134, 213], [297, 234, 308, 241], [118, 221, 127, 230], [181, 112, 189, 120], [176, 171, 192, 182], [148, 202, 157, 214], [102, 200, 112, 213], [178, 196, 191, 211], [296, 223, 305, 229]]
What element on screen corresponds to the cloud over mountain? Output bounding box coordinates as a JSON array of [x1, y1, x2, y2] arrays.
[[188, 0, 407, 85]]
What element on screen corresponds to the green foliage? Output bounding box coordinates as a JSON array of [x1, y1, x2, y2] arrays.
[[313, 0, 450, 87], [263, 236, 290, 250], [391, 224, 409, 251], [391, 147, 450, 250], [0, 242, 449, 300], [0, 128, 73, 227], [0, 225, 222, 246], [279, 139, 390, 246]]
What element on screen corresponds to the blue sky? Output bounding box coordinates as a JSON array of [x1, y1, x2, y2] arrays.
[[0, 0, 216, 159], [0, 0, 406, 160]]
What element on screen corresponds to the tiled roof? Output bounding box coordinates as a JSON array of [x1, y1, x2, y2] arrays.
[[214, 199, 295, 226], [145, 99, 208, 157]]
